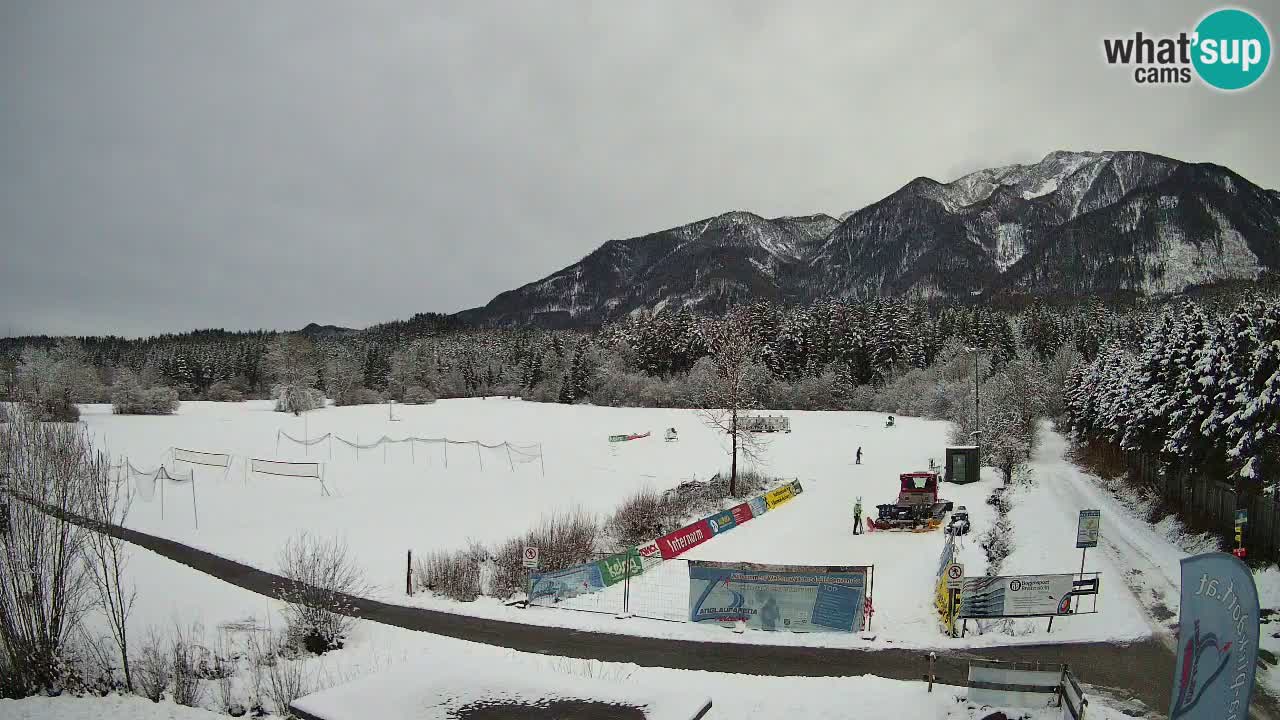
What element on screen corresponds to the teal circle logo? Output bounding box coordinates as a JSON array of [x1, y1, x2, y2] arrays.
[[1192, 8, 1271, 90]]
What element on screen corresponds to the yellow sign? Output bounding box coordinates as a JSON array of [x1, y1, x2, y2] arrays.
[[765, 485, 795, 509], [935, 574, 957, 634]]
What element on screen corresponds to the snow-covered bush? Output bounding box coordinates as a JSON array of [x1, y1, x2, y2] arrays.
[[608, 487, 668, 547], [273, 385, 325, 415], [134, 629, 170, 703], [169, 623, 207, 708], [111, 373, 180, 415], [401, 386, 436, 405], [334, 387, 381, 407], [205, 382, 244, 402], [491, 510, 599, 599], [275, 533, 367, 654], [414, 548, 482, 602]]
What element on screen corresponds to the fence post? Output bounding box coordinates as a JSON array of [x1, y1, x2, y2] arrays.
[[621, 549, 632, 618], [925, 652, 937, 692], [406, 549, 413, 595]]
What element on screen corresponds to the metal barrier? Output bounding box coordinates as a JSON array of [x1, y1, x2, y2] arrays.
[[967, 659, 1064, 708], [966, 659, 1088, 717]]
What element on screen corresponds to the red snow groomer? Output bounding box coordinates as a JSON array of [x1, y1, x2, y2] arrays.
[[869, 471, 953, 532]]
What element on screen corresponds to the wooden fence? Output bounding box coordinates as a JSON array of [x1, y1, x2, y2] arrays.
[[1128, 450, 1280, 561]]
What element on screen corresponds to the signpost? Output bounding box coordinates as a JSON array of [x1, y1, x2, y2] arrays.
[[1075, 509, 1100, 612], [522, 546, 539, 608], [1234, 509, 1248, 559], [944, 562, 964, 637]]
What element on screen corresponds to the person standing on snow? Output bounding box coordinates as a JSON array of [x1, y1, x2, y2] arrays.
[[856, 446, 862, 465], [852, 496, 863, 535]]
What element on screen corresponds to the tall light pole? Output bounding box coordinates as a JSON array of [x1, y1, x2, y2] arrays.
[[967, 347, 993, 458]]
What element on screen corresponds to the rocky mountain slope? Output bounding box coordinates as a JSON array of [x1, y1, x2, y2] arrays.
[[458, 151, 1280, 327]]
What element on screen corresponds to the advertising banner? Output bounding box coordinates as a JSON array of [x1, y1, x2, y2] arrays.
[[748, 495, 768, 518], [730, 502, 754, 526], [707, 509, 738, 535], [657, 519, 713, 559], [636, 537, 662, 561], [688, 561, 869, 632], [529, 562, 605, 602], [763, 480, 804, 510], [596, 548, 644, 587], [1168, 552, 1259, 720], [958, 574, 1074, 619]]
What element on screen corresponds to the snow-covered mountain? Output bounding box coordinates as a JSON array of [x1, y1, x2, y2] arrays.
[[459, 151, 1280, 326]]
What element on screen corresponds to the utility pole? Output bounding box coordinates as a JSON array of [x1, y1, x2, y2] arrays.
[[967, 347, 993, 459]]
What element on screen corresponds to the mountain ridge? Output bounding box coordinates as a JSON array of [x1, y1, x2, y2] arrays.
[[457, 150, 1280, 327]]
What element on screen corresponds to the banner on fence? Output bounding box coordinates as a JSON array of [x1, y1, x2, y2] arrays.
[[657, 519, 713, 559], [173, 448, 232, 468], [958, 574, 1075, 619], [688, 561, 869, 632], [529, 562, 606, 602], [708, 504, 753, 536], [748, 495, 768, 518], [596, 548, 646, 587], [1168, 552, 1259, 720], [764, 480, 804, 510]]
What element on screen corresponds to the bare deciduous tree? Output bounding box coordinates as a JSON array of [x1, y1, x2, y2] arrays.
[[82, 461, 137, 690], [265, 335, 322, 415], [0, 409, 96, 694], [694, 309, 768, 496]]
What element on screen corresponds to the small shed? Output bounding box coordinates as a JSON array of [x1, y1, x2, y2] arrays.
[[946, 446, 980, 484]]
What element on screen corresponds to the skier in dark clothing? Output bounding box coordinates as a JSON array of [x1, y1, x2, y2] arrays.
[[853, 496, 863, 535], [856, 446, 862, 465]]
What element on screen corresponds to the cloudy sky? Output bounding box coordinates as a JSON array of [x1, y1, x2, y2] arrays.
[[2, 1, 1277, 337]]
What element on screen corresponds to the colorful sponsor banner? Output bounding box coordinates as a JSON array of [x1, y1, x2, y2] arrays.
[[730, 502, 754, 526], [688, 561, 869, 632], [748, 495, 768, 518], [707, 509, 738, 535], [763, 480, 804, 510], [1169, 553, 1259, 720], [657, 519, 713, 559], [529, 562, 605, 602], [636, 537, 662, 561], [596, 548, 644, 587], [958, 574, 1075, 619]]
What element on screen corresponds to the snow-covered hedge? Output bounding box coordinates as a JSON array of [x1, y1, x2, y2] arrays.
[[401, 386, 437, 405], [273, 385, 325, 414], [111, 375, 180, 415]]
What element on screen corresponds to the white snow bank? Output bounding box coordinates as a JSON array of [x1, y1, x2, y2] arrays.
[[0, 694, 224, 720], [291, 653, 712, 720]]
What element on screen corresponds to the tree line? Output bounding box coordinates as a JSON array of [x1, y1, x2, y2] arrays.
[[1066, 296, 1280, 496]]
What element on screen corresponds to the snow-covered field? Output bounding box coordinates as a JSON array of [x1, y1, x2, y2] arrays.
[[31, 399, 1249, 718], [45, 530, 1145, 720], [78, 399, 1161, 650]]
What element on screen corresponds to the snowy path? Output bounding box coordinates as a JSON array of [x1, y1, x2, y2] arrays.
[[1029, 424, 1182, 642], [990, 423, 1155, 644]]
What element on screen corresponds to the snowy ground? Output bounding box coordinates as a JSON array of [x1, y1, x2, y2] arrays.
[[51, 533, 1145, 720], [26, 401, 1243, 718], [79, 399, 1165, 650]]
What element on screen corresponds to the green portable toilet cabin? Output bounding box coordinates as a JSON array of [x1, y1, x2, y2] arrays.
[[945, 446, 980, 484]]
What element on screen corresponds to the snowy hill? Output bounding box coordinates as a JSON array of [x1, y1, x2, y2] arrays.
[[459, 150, 1280, 327]]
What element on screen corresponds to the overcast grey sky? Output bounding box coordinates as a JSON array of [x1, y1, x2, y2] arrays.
[[2, 1, 1277, 337]]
